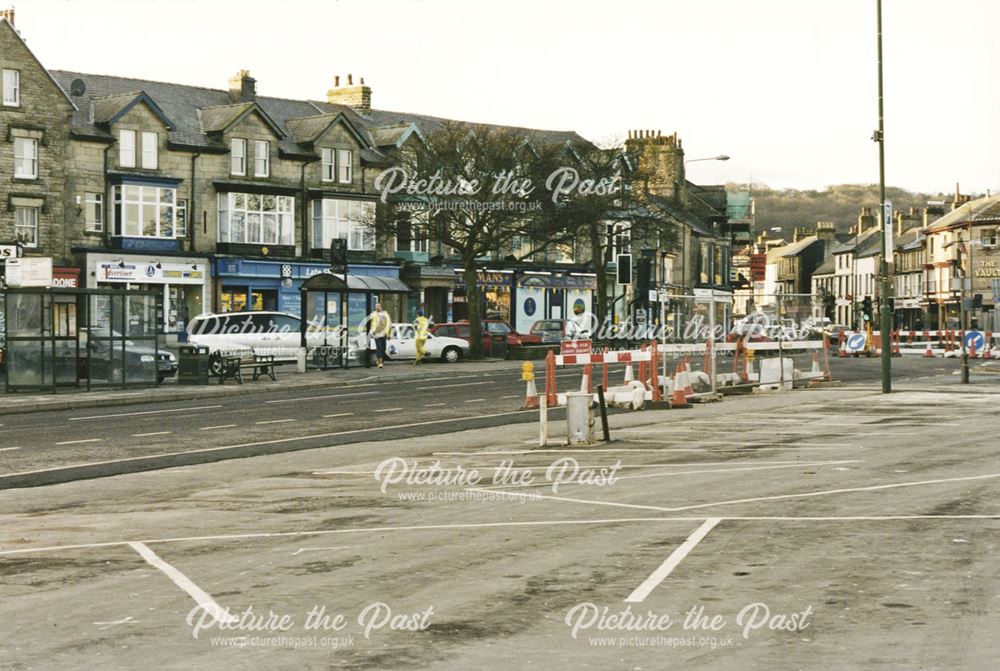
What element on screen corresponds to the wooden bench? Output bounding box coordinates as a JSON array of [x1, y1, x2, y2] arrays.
[[219, 353, 277, 384]]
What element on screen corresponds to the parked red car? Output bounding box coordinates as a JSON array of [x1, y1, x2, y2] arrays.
[[431, 320, 541, 353]]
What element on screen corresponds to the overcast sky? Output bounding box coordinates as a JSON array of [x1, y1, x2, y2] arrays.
[[13, 0, 1000, 194]]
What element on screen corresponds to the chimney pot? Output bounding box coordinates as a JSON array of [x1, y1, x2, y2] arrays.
[[347, 74, 353, 85], [334, 75, 340, 87], [228, 70, 256, 103], [0, 8, 13, 26]]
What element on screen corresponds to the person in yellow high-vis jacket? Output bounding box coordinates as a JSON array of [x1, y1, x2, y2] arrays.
[[368, 303, 392, 368], [414, 309, 430, 365]]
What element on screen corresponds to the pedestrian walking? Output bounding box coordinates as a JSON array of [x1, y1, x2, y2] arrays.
[[368, 302, 392, 368], [414, 309, 430, 364]]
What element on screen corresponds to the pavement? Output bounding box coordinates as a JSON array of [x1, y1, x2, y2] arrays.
[[1, 365, 999, 669]]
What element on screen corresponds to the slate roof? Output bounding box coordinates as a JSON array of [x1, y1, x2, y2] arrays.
[[50, 70, 588, 163], [923, 193, 1000, 232], [813, 256, 836, 276]]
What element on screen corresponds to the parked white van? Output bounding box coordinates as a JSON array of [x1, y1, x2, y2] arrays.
[[187, 311, 345, 374]]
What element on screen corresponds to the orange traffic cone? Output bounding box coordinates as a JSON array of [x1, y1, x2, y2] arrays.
[[671, 363, 692, 408], [923, 330, 934, 358], [524, 378, 539, 409]]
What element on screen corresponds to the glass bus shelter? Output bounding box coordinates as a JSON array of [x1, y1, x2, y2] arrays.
[[2, 287, 160, 392]]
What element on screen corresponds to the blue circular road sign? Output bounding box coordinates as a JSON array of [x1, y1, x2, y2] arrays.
[[965, 330, 985, 351], [846, 333, 868, 352]]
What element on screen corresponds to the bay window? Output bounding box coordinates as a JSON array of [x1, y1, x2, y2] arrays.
[[113, 185, 177, 238], [311, 198, 374, 251], [217, 192, 294, 246]]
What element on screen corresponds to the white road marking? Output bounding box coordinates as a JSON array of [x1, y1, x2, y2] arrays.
[[128, 541, 236, 625], [375, 407, 402, 413], [199, 424, 237, 431], [55, 438, 102, 445], [323, 413, 354, 418], [255, 419, 294, 425], [70, 405, 222, 421], [425, 403, 447, 408], [266, 391, 377, 404], [93, 616, 136, 629], [4, 515, 999, 556], [472, 460, 862, 489], [464, 399, 485, 403], [131, 432, 172, 438], [500, 395, 519, 399], [625, 518, 722, 603], [312, 460, 826, 476], [290, 546, 354, 556], [0, 446, 21, 452], [474, 472, 1000, 515], [416, 381, 491, 390]]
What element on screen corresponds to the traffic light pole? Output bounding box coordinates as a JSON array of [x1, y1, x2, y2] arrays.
[[876, 0, 892, 394]]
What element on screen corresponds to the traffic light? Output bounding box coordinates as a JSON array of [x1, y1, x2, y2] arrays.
[[616, 253, 632, 285], [861, 296, 873, 323]]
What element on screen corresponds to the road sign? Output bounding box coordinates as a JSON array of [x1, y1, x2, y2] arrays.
[[965, 330, 985, 352], [560, 339, 592, 356], [846, 332, 868, 353]]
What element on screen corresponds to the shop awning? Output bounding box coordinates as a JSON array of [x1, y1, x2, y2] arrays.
[[299, 272, 410, 293]]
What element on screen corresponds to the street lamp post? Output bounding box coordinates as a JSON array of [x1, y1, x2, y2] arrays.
[[875, 0, 892, 394]]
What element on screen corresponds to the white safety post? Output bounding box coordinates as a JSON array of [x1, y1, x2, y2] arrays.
[[539, 396, 548, 447]]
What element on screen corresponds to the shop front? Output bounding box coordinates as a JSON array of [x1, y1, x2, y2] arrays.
[[84, 252, 209, 343], [452, 270, 513, 324], [513, 271, 596, 334], [211, 258, 407, 325]]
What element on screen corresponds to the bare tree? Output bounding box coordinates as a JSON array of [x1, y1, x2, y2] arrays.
[[373, 122, 582, 358]]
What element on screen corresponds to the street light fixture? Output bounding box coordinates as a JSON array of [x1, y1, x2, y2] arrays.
[[686, 155, 730, 163]]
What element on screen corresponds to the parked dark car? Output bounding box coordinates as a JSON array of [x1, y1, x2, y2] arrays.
[[431, 320, 541, 354], [528, 318, 591, 343], [77, 328, 177, 384]]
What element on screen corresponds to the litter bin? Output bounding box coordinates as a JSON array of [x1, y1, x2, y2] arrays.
[[177, 345, 210, 385], [490, 334, 509, 359]]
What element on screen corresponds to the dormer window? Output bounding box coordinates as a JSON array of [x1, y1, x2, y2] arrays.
[[141, 131, 158, 169], [338, 149, 352, 183], [231, 138, 246, 175], [119, 130, 136, 168], [254, 140, 269, 177], [321, 148, 335, 182]]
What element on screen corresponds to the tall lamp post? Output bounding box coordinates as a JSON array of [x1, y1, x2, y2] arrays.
[[683, 154, 731, 393], [875, 0, 892, 393]]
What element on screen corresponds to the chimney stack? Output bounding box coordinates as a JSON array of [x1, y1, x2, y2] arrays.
[[327, 73, 372, 115], [0, 8, 14, 26], [228, 70, 256, 103]]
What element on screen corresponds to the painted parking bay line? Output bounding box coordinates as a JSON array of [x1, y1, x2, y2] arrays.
[[199, 424, 237, 431], [323, 413, 354, 418], [128, 541, 236, 625], [256, 419, 295, 425], [625, 518, 722, 603], [0, 447, 21, 452], [55, 438, 102, 445], [132, 431, 173, 438], [70, 405, 223, 421]]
